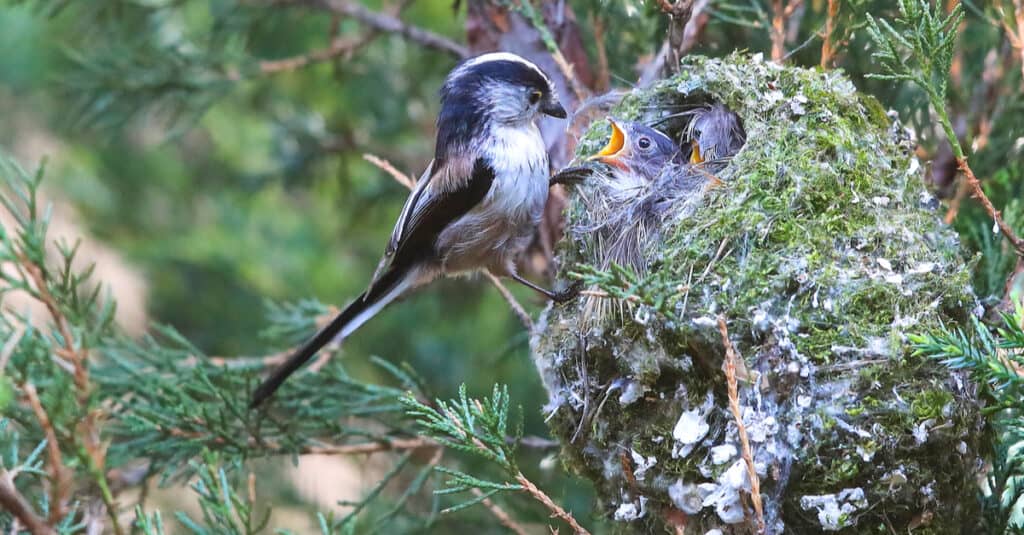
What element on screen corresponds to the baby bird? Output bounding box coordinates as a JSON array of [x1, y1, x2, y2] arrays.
[[685, 103, 747, 168]]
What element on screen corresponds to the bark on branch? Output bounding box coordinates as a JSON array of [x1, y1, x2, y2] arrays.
[[310, 0, 469, 58]]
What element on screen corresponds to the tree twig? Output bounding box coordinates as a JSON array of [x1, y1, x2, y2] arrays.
[[771, 0, 803, 62], [515, 471, 590, 535], [717, 316, 764, 534], [300, 437, 438, 456], [15, 253, 125, 535], [0, 469, 54, 535], [23, 384, 68, 525], [1000, 0, 1024, 82], [307, 0, 469, 58], [256, 34, 378, 75], [483, 271, 532, 330], [363, 153, 416, 190], [958, 158, 1024, 257], [819, 0, 839, 68], [472, 488, 530, 535]]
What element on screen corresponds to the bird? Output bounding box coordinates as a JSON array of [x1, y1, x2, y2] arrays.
[[251, 52, 572, 407], [589, 118, 687, 185]]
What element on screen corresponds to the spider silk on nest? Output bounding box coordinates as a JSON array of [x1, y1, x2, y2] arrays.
[[573, 102, 746, 321]]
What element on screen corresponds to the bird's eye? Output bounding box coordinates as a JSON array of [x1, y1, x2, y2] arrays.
[[637, 137, 652, 150], [529, 90, 542, 105]]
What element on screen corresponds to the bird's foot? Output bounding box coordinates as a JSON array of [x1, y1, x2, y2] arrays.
[[552, 280, 584, 304], [550, 166, 593, 187]]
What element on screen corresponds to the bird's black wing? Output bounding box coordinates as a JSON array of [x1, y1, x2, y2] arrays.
[[369, 156, 496, 290], [251, 157, 496, 407]]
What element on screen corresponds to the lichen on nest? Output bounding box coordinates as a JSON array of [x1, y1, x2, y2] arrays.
[[532, 53, 983, 533]]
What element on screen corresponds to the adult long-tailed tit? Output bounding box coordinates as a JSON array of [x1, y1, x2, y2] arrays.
[[251, 53, 573, 407]]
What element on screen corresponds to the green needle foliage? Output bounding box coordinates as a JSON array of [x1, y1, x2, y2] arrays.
[[403, 384, 525, 514], [0, 152, 537, 534], [912, 307, 1024, 531], [866, 0, 965, 158]]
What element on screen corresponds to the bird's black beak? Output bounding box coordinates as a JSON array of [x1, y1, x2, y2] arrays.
[[541, 99, 567, 119]]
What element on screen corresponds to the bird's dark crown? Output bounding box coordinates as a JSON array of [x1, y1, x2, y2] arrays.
[[434, 54, 553, 162]]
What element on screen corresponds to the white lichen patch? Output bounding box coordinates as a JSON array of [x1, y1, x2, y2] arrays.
[[671, 393, 713, 458], [630, 449, 657, 481], [799, 488, 868, 531], [614, 496, 648, 521]]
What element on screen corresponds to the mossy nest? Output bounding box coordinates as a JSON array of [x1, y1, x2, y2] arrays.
[[532, 54, 983, 533]]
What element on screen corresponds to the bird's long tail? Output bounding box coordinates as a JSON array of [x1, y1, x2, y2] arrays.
[[250, 267, 412, 407]]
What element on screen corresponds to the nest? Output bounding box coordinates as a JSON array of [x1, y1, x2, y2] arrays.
[[534, 54, 983, 534]]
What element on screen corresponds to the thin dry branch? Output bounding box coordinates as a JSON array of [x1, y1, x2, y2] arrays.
[[515, 472, 591, 535], [299, 437, 438, 456], [310, 0, 469, 58], [717, 317, 764, 534], [0, 469, 54, 535], [483, 270, 533, 330], [24, 384, 68, 524], [820, 0, 839, 68], [1000, 0, 1024, 82], [363, 153, 416, 190], [958, 159, 1024, 257], [771, 0, 804, 62], [472, 488, 530, 535], [658, 0, 697, 75], [257, 34, 376, 75], [15, 253, 124, 535]]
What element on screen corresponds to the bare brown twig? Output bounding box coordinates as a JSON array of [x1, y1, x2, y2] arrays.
[[483, 270, 533, 330], [820, 0, 839, 68], [515, 472, 591, 535], [13, 252, 125, 535], [0, 469, 54, 535], [717, 317, 764, 534], [23, 384, 69, 524], [1000, 0, 1024, 82], [255, 34, 377, 76], [309, 0, 469, 58], [658, 0, 697, 75], [363, 153, 416, 190], [771, 0, 804, 62], [472, 488, 530, 535], [959, 159, 1024, 257]]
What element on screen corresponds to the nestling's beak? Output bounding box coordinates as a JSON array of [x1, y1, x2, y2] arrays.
[[541, 98, 567, 119], [690, 140, 704, 164], [587, 118, 630, 171]]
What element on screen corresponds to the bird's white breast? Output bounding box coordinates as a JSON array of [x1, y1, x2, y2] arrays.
[[481, 121, 549, 223]]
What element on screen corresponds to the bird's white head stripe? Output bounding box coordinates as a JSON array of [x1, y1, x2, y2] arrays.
[[456, 52, 552, 88]]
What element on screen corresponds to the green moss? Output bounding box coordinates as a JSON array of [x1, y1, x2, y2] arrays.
[[531, 53, 981, 534]]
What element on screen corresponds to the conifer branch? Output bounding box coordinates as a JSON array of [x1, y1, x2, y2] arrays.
[[22, 384, 68, 525], [0, 469, 53, 535]]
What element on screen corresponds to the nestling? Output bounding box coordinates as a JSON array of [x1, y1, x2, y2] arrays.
[[251, 53, 573, 407]]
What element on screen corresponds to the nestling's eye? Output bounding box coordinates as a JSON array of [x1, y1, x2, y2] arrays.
[[637, 137, 652, 150], [529, 90, 542, 105]]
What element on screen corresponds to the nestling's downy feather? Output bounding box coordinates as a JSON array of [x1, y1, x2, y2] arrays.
[[576, 104, 746, 322]]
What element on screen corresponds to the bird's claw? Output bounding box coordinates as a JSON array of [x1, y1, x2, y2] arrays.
[[552, 280, 584, 304], [550, 166, 593, 187]]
